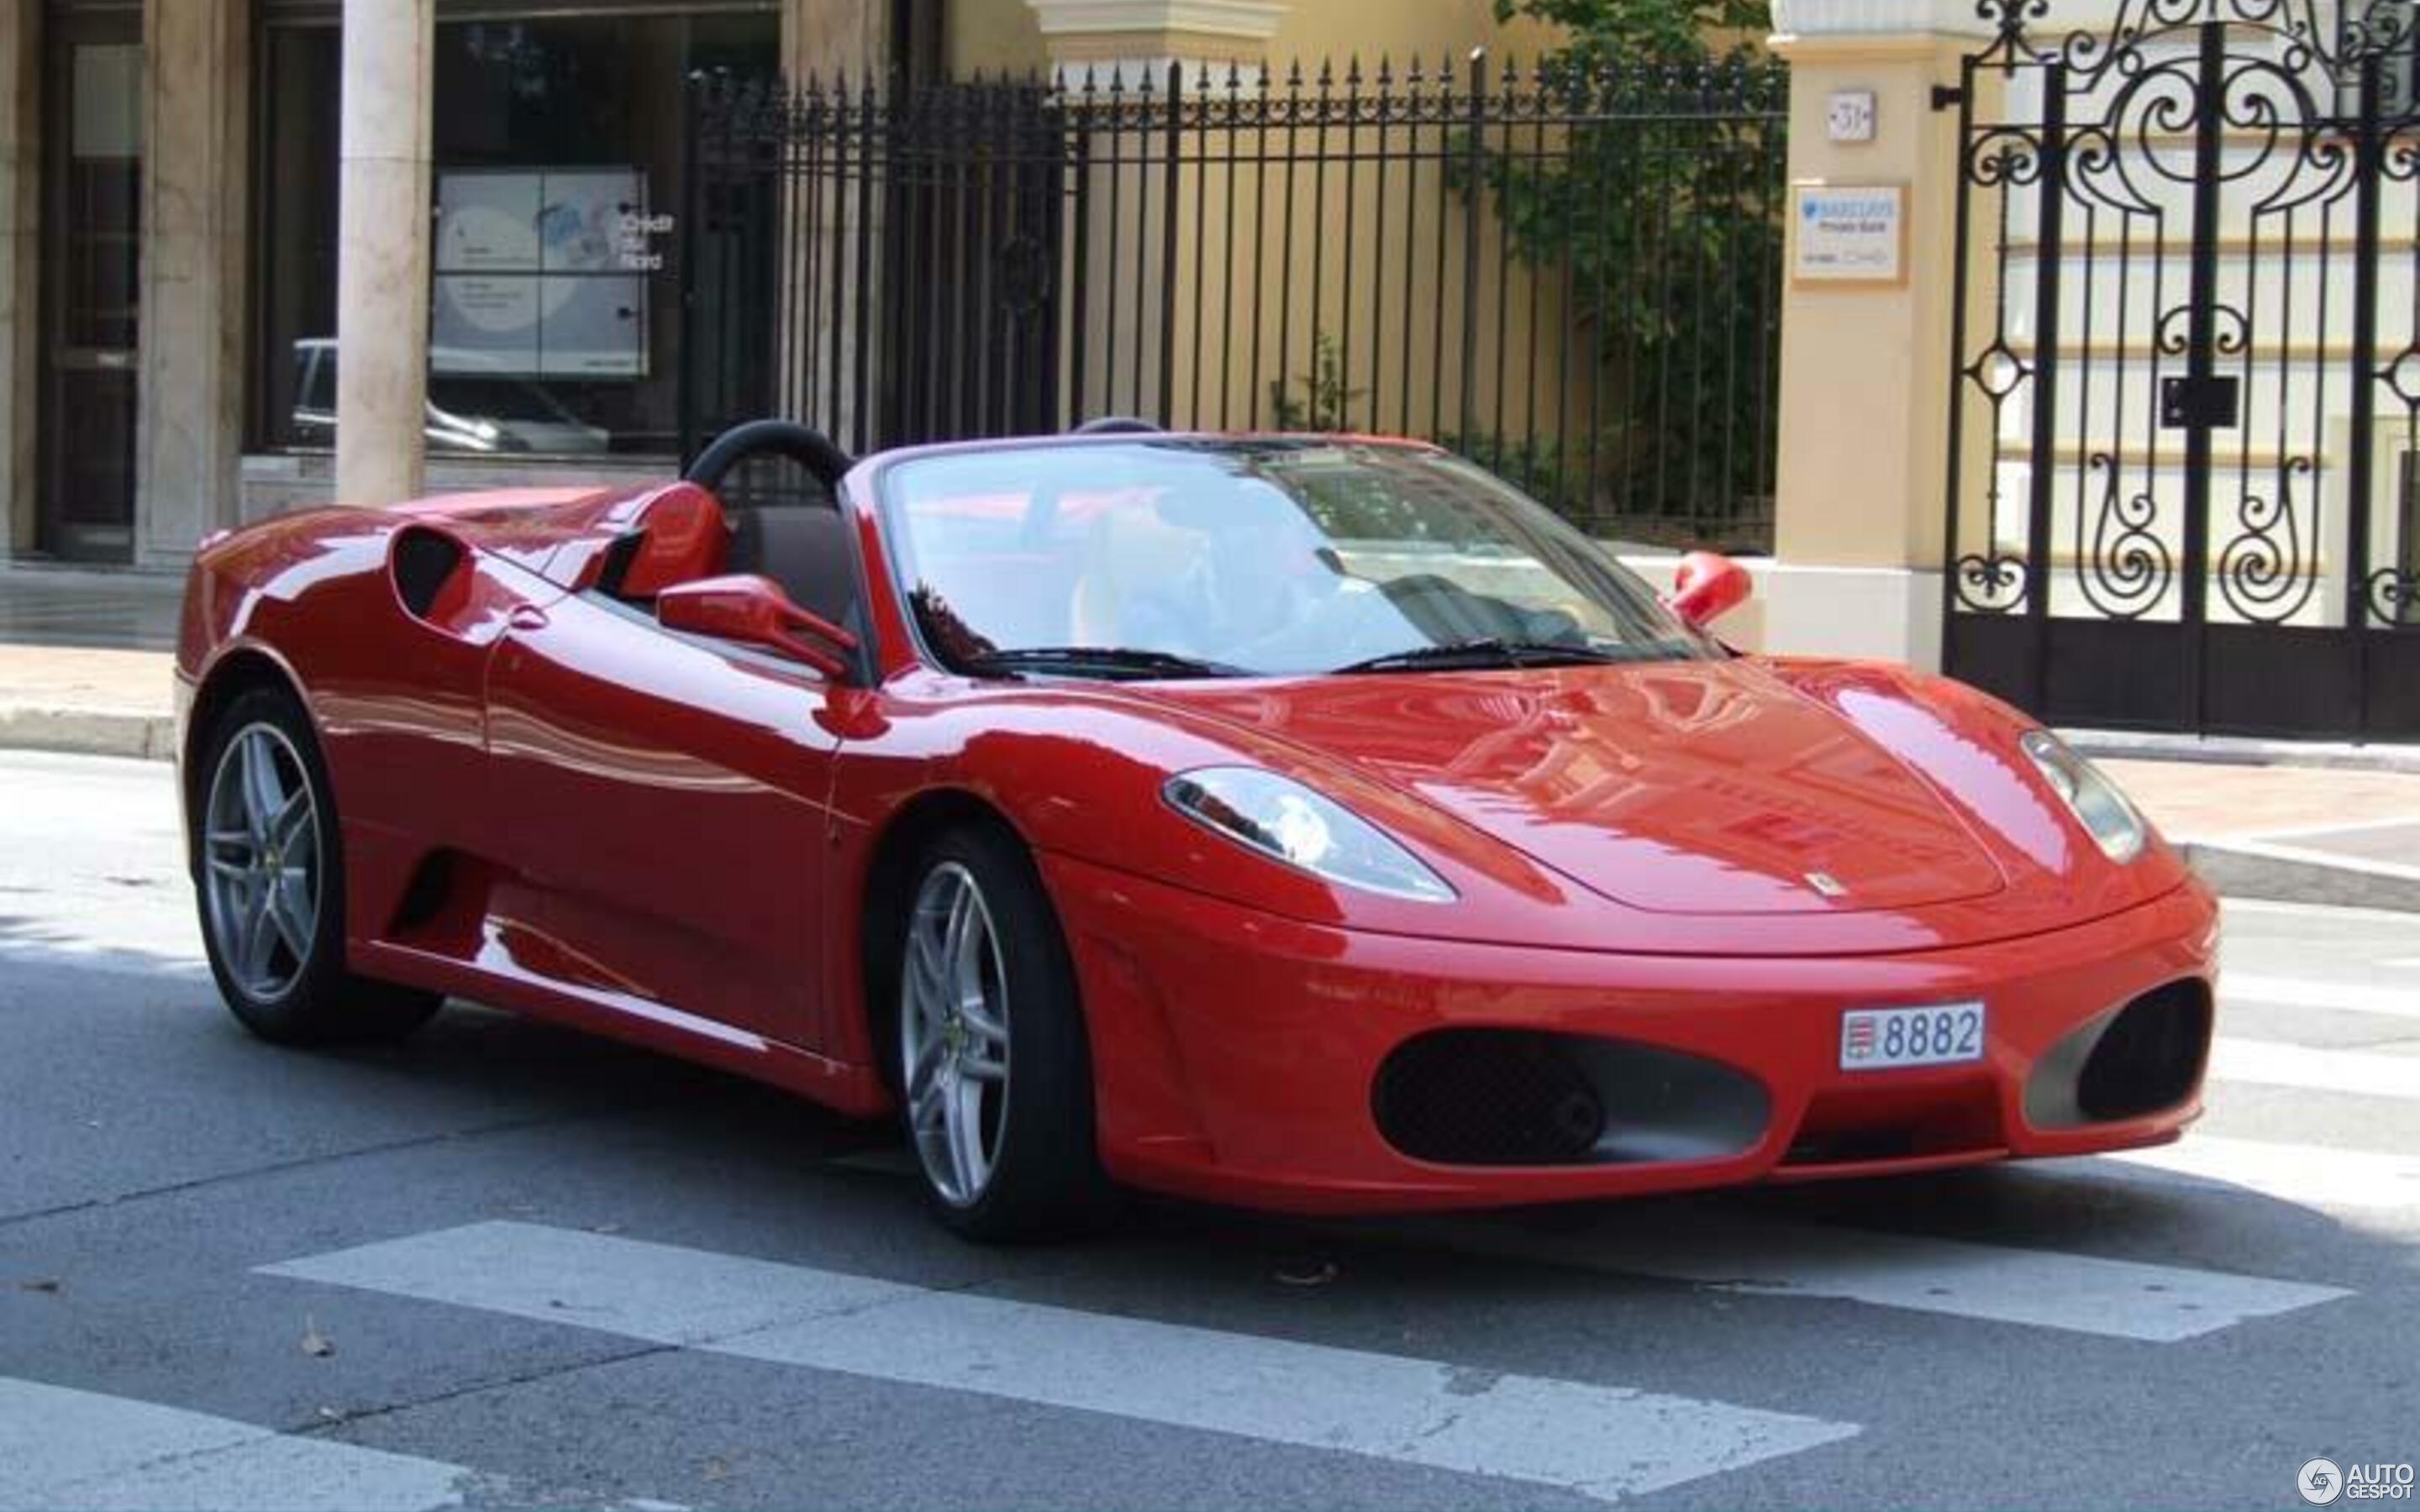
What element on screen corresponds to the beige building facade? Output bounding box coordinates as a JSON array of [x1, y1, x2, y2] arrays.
[[0, 0, 1568, 572], [4, 0, 2212, 689]]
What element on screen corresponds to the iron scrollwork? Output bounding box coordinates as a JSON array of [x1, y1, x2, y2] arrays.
[[1954, 553, 2031, 613], [2367, 570, 2420, 627], [1946, 0, 2420, 741], [2080, 456, 2178, 618], [2214, 459, 2317, 624]]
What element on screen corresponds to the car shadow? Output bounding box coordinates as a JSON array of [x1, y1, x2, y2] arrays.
[[307, 999, 2420, 1299], [42, 957, 2408, 1327]]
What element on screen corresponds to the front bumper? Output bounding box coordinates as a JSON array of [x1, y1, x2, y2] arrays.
[[1042, 852, 2220, 1215]]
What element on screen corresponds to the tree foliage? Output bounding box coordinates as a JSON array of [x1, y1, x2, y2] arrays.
[[1474, 0, 1784, 548]]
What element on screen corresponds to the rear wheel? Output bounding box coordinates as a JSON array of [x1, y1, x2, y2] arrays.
[[193, 687, 440, 1045], [896, 825, 1108, 1241]]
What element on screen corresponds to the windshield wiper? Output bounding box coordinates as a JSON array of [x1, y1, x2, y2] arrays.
[[1331, 638, 1650, 675], [961, 646, 1250, 680]]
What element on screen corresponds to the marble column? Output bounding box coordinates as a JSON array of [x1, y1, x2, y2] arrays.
[[0, 0, 39, 557], [135, 0, 249, 565], [334, 0, 433, 507]]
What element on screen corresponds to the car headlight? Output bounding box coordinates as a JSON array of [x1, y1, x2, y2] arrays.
[[1163, 767, 1455, 902], [2019, 730, 2148, 864]]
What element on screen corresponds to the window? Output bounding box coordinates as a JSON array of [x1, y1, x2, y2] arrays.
[[881, 442, 1718, 677], [250, 6, 778, 457]]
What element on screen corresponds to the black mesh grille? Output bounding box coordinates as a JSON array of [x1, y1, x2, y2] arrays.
[[2077, 979, 2212, 1121], [1373, 1031, 1606, 1166]]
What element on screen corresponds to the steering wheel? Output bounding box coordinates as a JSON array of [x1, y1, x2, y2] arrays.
[[682, 420, 855, 499]]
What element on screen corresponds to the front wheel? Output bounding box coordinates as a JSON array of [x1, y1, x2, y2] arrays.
[[192, 687, 441, 1045], [895, 825, 1109, 1241]]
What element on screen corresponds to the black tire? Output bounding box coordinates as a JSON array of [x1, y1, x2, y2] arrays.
[[191, 686, 442, 1047], [892, 822, 1111, 1242]]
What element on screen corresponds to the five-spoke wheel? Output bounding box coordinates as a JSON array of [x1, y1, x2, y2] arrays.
[[190, 686, 441, 1045], [201, 722, 321, 1003], [901, 861, 1013, 1205], [893, 825, 1108, 1239]]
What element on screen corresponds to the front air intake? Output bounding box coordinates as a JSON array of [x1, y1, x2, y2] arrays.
[[2025, 979, 2214, 1128], [2075, 979, 2212, 1121], [1375, 1031, 1605, 1165], [1372, 1029, 1769, 1168]]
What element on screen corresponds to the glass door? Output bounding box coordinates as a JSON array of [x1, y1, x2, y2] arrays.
[[39, 15, 143, 561]]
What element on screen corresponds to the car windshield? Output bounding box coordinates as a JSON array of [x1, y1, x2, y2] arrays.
[[877, 438, 1719, 679]]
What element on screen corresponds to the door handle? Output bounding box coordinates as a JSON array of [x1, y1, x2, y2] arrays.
[[508, 605, 550, 632]]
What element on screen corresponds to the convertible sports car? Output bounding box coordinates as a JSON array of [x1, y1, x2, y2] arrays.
[[176, 420, 2218, 1238]]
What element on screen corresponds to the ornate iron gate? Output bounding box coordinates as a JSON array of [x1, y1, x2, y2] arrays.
[[1944, 0, 2420, 738]]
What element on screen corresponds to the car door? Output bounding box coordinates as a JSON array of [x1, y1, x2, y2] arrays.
[[481, 585, 842, 1051]]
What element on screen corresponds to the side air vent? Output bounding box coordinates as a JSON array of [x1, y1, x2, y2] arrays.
[[391, 528, 466, 619]]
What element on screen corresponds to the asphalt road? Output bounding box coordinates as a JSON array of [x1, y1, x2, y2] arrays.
[[2, 748, 2415, 1511]]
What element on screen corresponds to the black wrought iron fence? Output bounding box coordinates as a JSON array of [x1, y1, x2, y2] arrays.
[[683, 55, 1787, 551]]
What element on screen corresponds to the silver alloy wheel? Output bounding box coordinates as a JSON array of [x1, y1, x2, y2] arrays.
[[201, 722, 322, 1003], [900, 861, 1012, 1206]]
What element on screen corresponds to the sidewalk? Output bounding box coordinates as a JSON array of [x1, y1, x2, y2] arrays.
[[0, 569, 182, 761], [3, 563, 2417, 906], [2096, 757, 2420, 911], [0, 643, 178, 760]]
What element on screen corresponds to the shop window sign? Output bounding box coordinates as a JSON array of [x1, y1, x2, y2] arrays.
[[433, 167, 651, 379]]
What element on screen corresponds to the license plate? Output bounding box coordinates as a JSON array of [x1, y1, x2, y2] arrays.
[[1839, 1001, 1986, 1070]]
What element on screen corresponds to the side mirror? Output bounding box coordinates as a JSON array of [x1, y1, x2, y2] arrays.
[[1668, 551, 1753, 629], [656, 573, 857, 679]]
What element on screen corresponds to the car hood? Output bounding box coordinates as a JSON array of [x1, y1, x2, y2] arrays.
[[1136, 660, 2010, 916]]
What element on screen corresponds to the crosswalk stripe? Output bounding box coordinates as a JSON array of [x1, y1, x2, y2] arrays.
[[263, 1221, 1860, 1504], [0, 1377, 472, 1512], [830, 1143, 2360, 1336], [2211, 1037, 2420, 1101], [2080, 1135, 2420, 1211], [2221, 974, 2420, 1021], [1399, 1206, 2349, 1343]]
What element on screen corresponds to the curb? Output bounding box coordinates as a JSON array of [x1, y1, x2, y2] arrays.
[[2184, 840, 2420, 914], [2064, 727, 2420, 774], [0, 705, 177, 763]]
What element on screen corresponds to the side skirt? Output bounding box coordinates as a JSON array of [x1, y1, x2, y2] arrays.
[[350, 937, 893, 1119]]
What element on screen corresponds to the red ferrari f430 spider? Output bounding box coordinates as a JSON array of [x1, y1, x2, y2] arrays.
[[177, 421, 2217, 1238]]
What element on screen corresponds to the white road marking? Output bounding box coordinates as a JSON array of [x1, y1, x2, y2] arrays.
[[825, 1145, 2355, 1337], [263, 1221, 1858, 1504], [1404, 1209, 2349, 1343], [2081, 1134, 2420, 1212], [2221, 974, 2420, 1021], [2211, 1037, 2420, 1101], [0, 1377, 471, 1512]]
